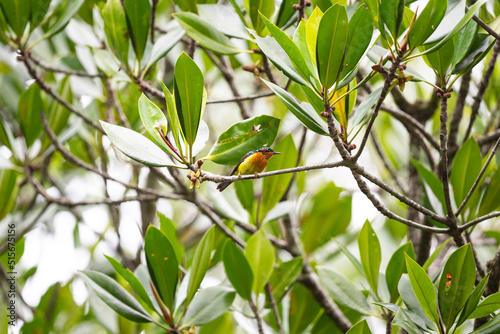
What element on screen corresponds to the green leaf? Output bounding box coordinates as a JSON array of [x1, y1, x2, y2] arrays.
[[157, 213, 184, 265], [423, 237, 452, 271], [42, 77, 72, 151], [80, 270, 153, 323], [358, 220, 381, 294], [0, 0, 29, 38], [478, 166, 500, 216], [251, 32, 310, 86], [144, 29, 185, 74], [301, 182, 351, 253], [174, 52, 204, 147], [386, 241, 415, 303], [160, 81, 183, 153], [451, 137, 481, 211], [30, 0, 51, 31], [305, 7, 323, 67], [451, 20, 478, 71], [422, 38, 454, 79], [144, 225, 178, 311], [452, 34, 495, 75], [418, 0, 489, 56], [398, 276, 436, 330], [364, 0, 385, 41], [205, 115, 280, 165], [173, 12, 240, 55], [102, 0, 130, 67], [172, 0, 197, 13], [316, 4, 348, 89], [334, 240, 364, 275], [468, 292, 500, 320], [245, 229, 275, 294], [18, 84, 43, 147], [380, 0, 405, 38], [349, 87, 382, 131], [186, 227, 215, 307], [222, 241, 254, 300], [183, 286, 236, 326], [124, 0, 150, 62], [392, 308, 421, 334], [100, 121, 177, 167], [408, 0, 447, 50], [311, 311, 343, 334], [470, 313, 500, 334], [345, 319, 372, 334], [0, 169, 19, 220], [340, 4, 374, 80], [261, 134, 298, 216], [105, 255, 155, 310], [411, 159, 447, 215], [263, 80, 328, 135], [248, 0, 275, 36], [289, 284, 321, 334], [138, 93, 180, 159], [268, 257, 303, 303], [234, 179, 254, 214], [405, 254, 440, 326], [457, 273, 489, 324], [275, 0, 299, 28], [438, 244, 476, 330], [293, 19, 320, 85], [317, 267, 372, 316], [260, 14, 312, 85]]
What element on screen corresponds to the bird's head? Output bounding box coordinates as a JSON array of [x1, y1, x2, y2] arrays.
[[257, 147, 281, 160]]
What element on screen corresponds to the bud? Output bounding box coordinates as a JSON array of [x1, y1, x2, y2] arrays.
[[197, 159, 204, 167], [242, 64, 258, 73], [444, 92, 452, 99], [305, 0, 312, 6], [320, 111, 329, 118], [386, 54, 393, 61]]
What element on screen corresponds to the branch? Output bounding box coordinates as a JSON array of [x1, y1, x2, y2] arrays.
[[207, 92, 274, 104], [370, 132, 407, 193], [249, 299, 265, 334], [22, 53, 103, 133], [459, 211, 500, 231], [265, 283, 283, 334], [448, 72, 471, 156], [478, 128, 500, 146], [472, 15, 500, 42], [28, 53, 105, 78]]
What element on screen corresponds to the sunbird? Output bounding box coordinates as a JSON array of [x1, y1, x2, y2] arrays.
[[217, 147, 281, 192]]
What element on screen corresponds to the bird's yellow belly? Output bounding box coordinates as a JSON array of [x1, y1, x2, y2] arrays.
[[237, 154, 268, 175]]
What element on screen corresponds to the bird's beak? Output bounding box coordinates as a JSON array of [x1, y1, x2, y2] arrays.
[[273, 152, 281, 155]]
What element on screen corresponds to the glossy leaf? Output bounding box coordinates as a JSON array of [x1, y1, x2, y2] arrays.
[[470, 313, 500, 334], [411, 159, 447, 215], [260, 14, 312, 84], [183, 286, 236, 326], [80, 270, 153, 323], [172, 0, 197, 13], [30, 0, 51, 31], [478, 166, 500, 216], [18, 84, 43, 147], [317, 267, 372, 315], [198, 4, 250, 41], [386, 241, 415, 302], [419, 0, 489, 56], [43, 0, 85, 41], [105, 255, 155, 310], [222, 241, 254, 300], [422, 38, 454, 79], [157, 213, 184, 264], [364, 0, 385, 40], [289, 284, 321, 334], [275, 0, 299, 28], [358, 220, 381, 294], [205, 115, 280, 165], [186, 227, 215, 307], [380, 0, 404, 38], [393, 308, 421, 334], [316, 4, 348, 89], [261, 134, 298, 216], [438, 244, 476, 329], [301, 182, 352, 253], [469, 292, 500, 319], [173, 12, 240, 55], [234, 179, 254, 213], [245, 229, 275, 294], [160, 81, 183, 153], [0, 169, 18, 220], [268, 257, 303, 303], [144, 29, 185, 73], [340, 4, 373, 79], [174, 53, 204, 147], [349, 87, 382, 131], [345, 319, 372, 334], [263, 80, 328, 135], [248, 0, 274, 36], [145, 225, 178, 311], [422, 237, 452, 271], [100, 121, 176, 167], [405, 254, 440, 326], [398, 276, 436, 330], [452, 34, 495, 75], [293, 19, 319, 85], [408, 0, 447, 49], [306, 7, 323, 67], [451, 20, 478, 71], [124, 0, 150, 62], [102, 0, 129, 66], [451, 137, 481, 210], [0, 0, 29, 38], [457, 273, 489, 324]]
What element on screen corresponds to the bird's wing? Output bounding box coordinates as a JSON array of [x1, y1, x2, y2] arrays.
[[230, 151, 254, 175]]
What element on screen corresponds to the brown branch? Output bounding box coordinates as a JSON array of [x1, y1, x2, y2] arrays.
[[28, 54, 105, 78], [265, 283, 283, 334], [249, 299, 265, 334], [150, 0, 159, 43], [22, 53, 104, 133], [472, 15, 500, 42], [459, 211, 500, 231], [207, 92, 274, 104], [448, 72, 471, 156]]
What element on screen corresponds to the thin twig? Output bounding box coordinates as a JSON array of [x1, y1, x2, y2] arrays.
[[207, 92, 274, 104], [472, 15, 500, 42], [249, 299, 265, 334], [150, 0, 159, 43], [28, 54, 105, 78], [448, 72, 471, 156], [460, 211, 500, 231], [265, 283, 283, 334], [370, 132, 407, 193]]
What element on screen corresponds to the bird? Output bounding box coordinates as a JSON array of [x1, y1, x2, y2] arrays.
[[217, 147, 281, 192]]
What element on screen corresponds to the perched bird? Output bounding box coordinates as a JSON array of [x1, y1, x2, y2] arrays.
[[217, 147, 281, 192]]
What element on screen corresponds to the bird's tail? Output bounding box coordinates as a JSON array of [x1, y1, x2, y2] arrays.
[[217, 181, 232, 192]]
